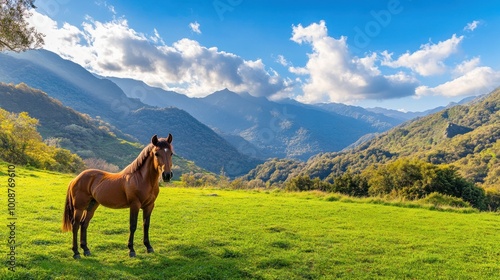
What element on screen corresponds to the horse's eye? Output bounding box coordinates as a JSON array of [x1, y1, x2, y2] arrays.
[[154, 152, 159, 156]]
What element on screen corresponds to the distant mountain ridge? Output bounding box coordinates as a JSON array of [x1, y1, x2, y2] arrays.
[[365, 95, 478, 121], [0, 50, 259, 176], [107, 77, 403, 160]]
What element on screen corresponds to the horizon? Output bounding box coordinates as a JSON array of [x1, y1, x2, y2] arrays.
[[29, 0, 500, 112]]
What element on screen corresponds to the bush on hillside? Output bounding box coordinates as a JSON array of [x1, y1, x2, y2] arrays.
[[0, 108, 84, 173], [419, 192, 470, 208], [363, 158, 486, 210]]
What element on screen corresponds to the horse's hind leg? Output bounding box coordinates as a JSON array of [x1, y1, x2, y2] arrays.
[[81, 200, 99, 257], [72, 209, 84, 259]]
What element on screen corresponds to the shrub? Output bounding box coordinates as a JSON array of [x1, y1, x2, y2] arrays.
[[485, 188, 500, 211], [420, 192, 470, 208]]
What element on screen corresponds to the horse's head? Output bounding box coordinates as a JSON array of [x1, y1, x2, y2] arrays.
[[151, 134, 174, 182]]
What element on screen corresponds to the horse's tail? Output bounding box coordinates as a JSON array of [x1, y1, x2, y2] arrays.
[[62, 181, 74, 232]]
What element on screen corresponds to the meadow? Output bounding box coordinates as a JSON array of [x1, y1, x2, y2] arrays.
[[1, 162, 499, 279]]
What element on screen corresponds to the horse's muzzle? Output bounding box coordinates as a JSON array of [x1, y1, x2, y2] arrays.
[[162, 171, 173, 182]]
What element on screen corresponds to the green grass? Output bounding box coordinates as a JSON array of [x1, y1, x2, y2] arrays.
[[1, 162, 500, 279]]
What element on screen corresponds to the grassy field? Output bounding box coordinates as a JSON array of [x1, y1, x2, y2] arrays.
[[1, 162, 500, 279]]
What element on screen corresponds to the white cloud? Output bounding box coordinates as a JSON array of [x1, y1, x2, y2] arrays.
[[27, 11, 288, 98], [453, 57, 480, 76], [381, 34, 463, 76], [189, 21, 201, 34], [416, 66, 500, 97], [464, 20, 480, 32], [289, 21, 417, 104], [276, 55, 289, 66]]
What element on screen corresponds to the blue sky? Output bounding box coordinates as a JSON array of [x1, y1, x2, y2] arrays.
[[30, 0, 500, 111]]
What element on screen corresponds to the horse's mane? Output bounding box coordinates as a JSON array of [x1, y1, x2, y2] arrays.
[[121, 144, 154, 175], [121, 139, 173, 175]]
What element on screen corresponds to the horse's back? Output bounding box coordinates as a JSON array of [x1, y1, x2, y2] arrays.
[[69, 169, 128, 209]]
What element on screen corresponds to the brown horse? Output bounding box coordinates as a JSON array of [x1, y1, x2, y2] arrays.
[[62, 134, 173, 259]]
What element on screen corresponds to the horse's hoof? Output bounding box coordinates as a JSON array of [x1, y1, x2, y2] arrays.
[[129, 251, 136, 257], [73, 254, 81, 260], [147, 248, 155, 253], [84, 250, 91, 257]]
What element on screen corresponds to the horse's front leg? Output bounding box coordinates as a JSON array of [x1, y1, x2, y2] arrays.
[[142, 204, 155, 253], [128, 204, 140, 257]]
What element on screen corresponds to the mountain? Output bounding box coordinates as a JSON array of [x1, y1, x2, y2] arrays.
[[366, 96, 478, 121], [0, 82, 140, 167], [298, 88, 500, 188], [0, 50, 259, 176], [107, 77, 394, 160], [311, 102, 402, 131], [0, 82, 209, 177]]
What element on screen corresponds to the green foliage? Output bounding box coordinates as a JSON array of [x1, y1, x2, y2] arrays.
[[419, 192, 471, 208], [363, 158, 486, 210], [330, 171, 369, 197], [284, 175, 331, 192], [0, 0, 44, 52], [241, 158, 304, 185], [484, 188, 500, 212], [0, 108, 84, 172], [180, 172, 219, 187]]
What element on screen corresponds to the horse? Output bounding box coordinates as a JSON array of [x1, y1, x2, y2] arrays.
[[62, 134, 174, 259]]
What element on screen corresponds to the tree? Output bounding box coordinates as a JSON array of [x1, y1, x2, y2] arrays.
[[1, 0, 44, 52]]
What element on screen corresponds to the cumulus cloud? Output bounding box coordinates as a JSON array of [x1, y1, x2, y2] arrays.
[[381, 34, 463, 76], [464, 20, 480, 32], [289, 21, 417, 104], [453, 57, 481, 76], [189, 21, 201, 34], [27, 11, 288, 98], [416, 66, 500, 97]]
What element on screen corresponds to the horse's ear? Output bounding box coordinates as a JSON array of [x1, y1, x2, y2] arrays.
[[166, 133, 173, 144], [151, 135, 159, 146]]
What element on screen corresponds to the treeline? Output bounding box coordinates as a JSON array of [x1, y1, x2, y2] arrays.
[[179, 158, 499, 211], [0, 108, 84, 173], [287, 158, 492, 210]]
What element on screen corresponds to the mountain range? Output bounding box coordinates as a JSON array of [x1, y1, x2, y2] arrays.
[[107, 76, 405, 160], [0, 49, 481, 178], [0, 50, 259, 176]]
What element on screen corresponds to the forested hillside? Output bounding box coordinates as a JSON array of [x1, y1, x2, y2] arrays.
[[300, 87, 500, 189], [0, 82, 141, 168], [0, 83, 208, 176]]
